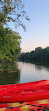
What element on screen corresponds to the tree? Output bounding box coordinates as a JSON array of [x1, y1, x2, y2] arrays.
[[42, 47, 49, 61], [0, 24, 21, 63], [34, 47, 42, 61], [0, 0, 29, 30], [0, 0, 29, 63]]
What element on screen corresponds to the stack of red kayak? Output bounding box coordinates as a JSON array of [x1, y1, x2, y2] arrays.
[[0, 80, 49, 111]]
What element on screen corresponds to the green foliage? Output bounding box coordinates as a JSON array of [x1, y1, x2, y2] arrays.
[[19, 47, 49, 63], [33, 47, 42, 61], [0, 0, 29, 30], [0, 24, 21, 62], [0, 0, 29, 73]]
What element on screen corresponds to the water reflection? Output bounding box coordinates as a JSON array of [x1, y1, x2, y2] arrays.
[[0, 61, 49, 84], [34, 62, 49, 72], [0, 71, 20, 85], [0, 63, 20, 85], [17, 62, 49, 83]]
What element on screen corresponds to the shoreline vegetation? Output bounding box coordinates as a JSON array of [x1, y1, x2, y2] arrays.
[[0, 62, 18, 73], [0, 69, 20, 85], [0, 62, 20, 84], [0, 25, 21, 73], [18, 47, 49, 64]]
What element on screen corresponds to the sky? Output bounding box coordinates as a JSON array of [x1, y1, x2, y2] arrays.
[[8, 0, 49, 52]]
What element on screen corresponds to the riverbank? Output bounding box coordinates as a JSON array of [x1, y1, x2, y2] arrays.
[[19, 47, 49, 63]]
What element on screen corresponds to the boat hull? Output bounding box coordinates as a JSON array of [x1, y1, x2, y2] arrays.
[[0, 90, 49, 103]]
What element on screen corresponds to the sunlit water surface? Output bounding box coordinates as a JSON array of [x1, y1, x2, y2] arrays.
[[0, 61, 49, 84], [17, 62, 49, 83]]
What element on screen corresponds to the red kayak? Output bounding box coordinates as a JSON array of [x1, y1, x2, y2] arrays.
[[0, 84, 49, 96], [0, 80, 49, 93], [0, 80, 48, 90], [0, 90, 49, 102], [0, 80, 49, 103], [0, 80, 49, 95]]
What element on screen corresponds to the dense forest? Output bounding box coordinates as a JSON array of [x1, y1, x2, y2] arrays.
[[19, 47, 49, 63]]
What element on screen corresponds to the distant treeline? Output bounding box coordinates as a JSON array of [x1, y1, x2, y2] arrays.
[[19, 47, 49, 63]]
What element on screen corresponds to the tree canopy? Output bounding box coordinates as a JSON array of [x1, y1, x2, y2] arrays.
[[0, 24, 21, 63], [0, 0, 29, 64], [0, 0, 29, 30]]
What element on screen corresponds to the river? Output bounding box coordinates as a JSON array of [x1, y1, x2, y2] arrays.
[[17, 62, 49, 83], [0, 61, 49, 84]]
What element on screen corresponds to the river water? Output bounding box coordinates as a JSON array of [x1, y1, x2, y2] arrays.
[[0, 61, 49, 84], [17, 62, 49, 83]]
